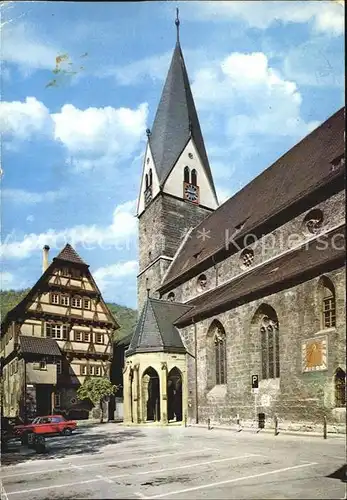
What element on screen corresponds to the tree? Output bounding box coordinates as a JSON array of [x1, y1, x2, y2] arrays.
[[77, 378, 119, 423]]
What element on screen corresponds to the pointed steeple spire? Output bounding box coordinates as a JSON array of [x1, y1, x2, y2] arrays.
[[175, 7, 180, 44], [148, 12, 217, 200]]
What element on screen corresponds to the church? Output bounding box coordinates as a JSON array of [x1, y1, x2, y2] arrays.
[[122, 14, 345, 428]]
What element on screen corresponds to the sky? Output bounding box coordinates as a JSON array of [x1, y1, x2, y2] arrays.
[[0, 0, 344, 309]]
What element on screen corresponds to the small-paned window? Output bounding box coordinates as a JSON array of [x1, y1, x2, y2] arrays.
[[261, 315, 280, 380], [46, 323, 69, 340], [81, 365, 88, 376], [95, 333, 104, 344], [72, 296, 82, 308], [51, 293, 60, 305], [83, 298, 91, 310], [56, 359, 62, 375], [83, 331, 91, 343], [74, 330, 82, 342], [54, 393, 61, 408], [61, 295, 70, 306], [94, 366, 101, 376]]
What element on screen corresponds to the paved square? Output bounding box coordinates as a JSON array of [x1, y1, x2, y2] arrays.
[[1, 424, 346, 499]]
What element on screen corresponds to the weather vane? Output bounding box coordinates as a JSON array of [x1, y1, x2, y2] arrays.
[[175, 7, 180, 43]]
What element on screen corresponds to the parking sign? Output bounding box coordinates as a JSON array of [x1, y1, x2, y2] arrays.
[[251, 374, 259, 392]]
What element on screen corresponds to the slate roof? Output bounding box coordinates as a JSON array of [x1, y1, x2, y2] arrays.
[[149, 41, 217, 200], [175, 225, 345, 327], [125, 298, 192, 356], [160, 107, 345, 291], [54, 243, 88, 266], [19, 335, 62, 356]]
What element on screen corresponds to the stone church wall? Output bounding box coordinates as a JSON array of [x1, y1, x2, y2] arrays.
[[163, 189, 345, 305], [181, 267, 345, 427]]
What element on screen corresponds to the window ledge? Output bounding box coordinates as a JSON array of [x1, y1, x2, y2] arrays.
[[313, 327, 336, 336]]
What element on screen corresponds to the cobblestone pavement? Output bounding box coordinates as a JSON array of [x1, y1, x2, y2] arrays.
[[1, 423, 346, 500]]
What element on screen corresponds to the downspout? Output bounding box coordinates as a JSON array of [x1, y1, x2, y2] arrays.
[[23, 357, 27, 423], [193, 317, 199, 424]]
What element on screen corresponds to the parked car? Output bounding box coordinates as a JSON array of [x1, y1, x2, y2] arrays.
[[14, 415, 77, 442]]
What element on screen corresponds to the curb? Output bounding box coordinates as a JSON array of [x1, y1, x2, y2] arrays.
[[187, 423, 346, 439]]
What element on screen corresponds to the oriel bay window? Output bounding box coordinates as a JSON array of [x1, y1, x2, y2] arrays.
[[46, 323, 69, 340]]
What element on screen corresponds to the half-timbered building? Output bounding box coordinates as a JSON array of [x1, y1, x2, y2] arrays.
[[1, 244, 119, 421]]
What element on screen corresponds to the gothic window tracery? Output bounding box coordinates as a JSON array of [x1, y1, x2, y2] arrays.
[[214, 328, 227, 385], [260, 315, 280, 379], [304, 209, 324, 234], [240, 248, 254, 268]]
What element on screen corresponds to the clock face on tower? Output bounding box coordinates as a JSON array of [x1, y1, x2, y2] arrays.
[[183, 182, 199, 204]]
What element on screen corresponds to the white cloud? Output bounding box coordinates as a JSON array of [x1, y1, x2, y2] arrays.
[[2, 22, 60, 74], [93, 260, 138, 295], [189, 1, 344, 36], [192, 52, 320, 139], [0, 97, 52, 139], [0, 97, 148, 170], [2, 188, 66, 204], [101, 51, 172, 85], [52, 102, 148, 164], [1, 200, 138, 260]]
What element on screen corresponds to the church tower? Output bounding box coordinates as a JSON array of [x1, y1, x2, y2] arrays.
[[137, 11, 218, 312]]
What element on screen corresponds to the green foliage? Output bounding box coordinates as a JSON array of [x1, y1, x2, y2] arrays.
[[107, 303, 137, 342], [0, 289, 137, 341], [77, 377, 118, 405]]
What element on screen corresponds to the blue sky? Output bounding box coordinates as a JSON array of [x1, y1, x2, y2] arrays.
[[0, 1, 344, 309]]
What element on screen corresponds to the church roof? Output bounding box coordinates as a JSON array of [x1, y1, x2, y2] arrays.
[[160, 107, 345, 292], [149, 41, 217, 199], [54, 243, 88, 266], [125, 298, 192, 356], [175, 224, 345, 327]]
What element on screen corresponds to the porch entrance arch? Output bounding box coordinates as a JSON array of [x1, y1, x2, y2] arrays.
[[167, 367, 182, 422], [142, 367, 160, 422]]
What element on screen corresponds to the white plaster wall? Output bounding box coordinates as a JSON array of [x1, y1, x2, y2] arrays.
[[137, 143, 161, 216], [163, 139, 218, 210]]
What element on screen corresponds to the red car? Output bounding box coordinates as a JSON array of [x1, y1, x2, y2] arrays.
[[14, 415, 77, 440]]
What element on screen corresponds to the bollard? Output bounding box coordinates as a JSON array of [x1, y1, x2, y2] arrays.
[[236, 414, 242, 432], [274, 415, 279, 436], [207, 418, 211, 430], [323, 415, 327, 439], [184, 414, 187, 428]]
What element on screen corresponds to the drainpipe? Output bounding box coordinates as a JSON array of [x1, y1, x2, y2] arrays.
[[193, 318, 199, 424]]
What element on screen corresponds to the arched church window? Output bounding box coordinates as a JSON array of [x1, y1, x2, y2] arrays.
[[335, 368, 346, 407], [191, 169, 197, 186], [319, 276, 336, 329], [184, 166, 190, 183], [145, 173, 149, 190], [149, 169, 153, 186], [214, 325, 227, 385], [260, 314, 279, 379], [168, 292, 175, 302]]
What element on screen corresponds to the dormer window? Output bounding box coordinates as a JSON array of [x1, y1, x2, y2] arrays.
[[191, 169, 197, 186]]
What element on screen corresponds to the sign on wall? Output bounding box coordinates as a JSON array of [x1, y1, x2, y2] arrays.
[[251, 374, 259, 393], [302, 337, 327, 372]]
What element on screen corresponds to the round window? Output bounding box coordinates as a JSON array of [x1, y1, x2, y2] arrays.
[[303, 209, 324, 234], [197, 274, 207, 291], [240, 248, 254, 268]]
